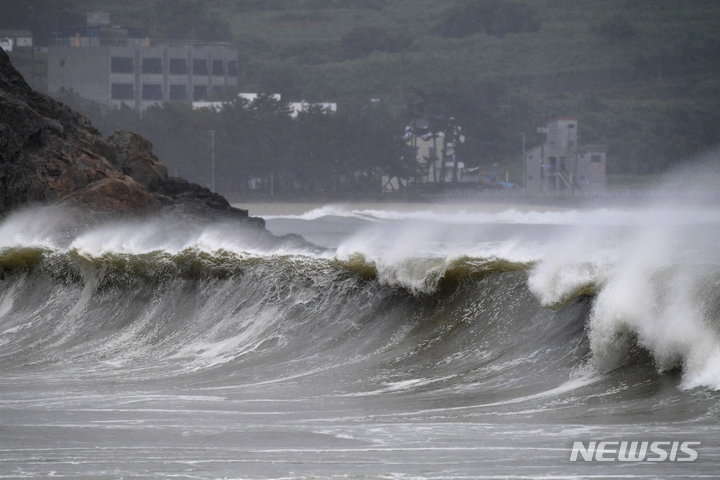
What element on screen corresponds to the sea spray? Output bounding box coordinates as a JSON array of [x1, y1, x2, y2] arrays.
[[1, 199, 719, 479]]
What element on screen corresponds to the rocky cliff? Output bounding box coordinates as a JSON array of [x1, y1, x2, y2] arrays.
[[0, 48, 262, 227]]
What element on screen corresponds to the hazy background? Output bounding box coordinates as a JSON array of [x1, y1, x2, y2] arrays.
[[3, 0, 720, 198]]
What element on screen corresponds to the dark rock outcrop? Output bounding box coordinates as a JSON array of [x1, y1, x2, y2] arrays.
[[0, 48, 259, 226], [156, 177, 265, 228], [107, 130, 168, 191], [0, 48, 148, 214], [60, 176, 156, 214]]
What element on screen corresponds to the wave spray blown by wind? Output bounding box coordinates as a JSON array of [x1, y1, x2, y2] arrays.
[[2, 158, 720, 478]]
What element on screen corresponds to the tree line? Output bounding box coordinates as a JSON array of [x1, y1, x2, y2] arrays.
[[58, 93, 422, 198], [55, 73, 720, 198]]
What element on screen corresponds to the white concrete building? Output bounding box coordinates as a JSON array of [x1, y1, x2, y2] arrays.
[[525, 118, 606, 193], [290, 101, 337, 117], [0, 29, 33, 52]]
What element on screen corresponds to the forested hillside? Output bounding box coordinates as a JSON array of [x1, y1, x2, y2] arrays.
[[4, 0, 720, 194]]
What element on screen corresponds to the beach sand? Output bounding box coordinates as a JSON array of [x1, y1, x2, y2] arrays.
[[233, 202, 572, 217]]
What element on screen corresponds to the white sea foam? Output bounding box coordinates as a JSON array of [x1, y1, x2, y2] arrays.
[[527, 220, 720, 390], [527, 159, 720, 390], [1, 158, 720, 390], [265, 203, 720, 226], [0, 207, 71, 249]]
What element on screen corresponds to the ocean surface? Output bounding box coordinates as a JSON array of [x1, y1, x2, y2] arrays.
[[2, 172, 720, 478]]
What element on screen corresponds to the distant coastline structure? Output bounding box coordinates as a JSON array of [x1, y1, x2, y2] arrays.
[[47, 12, 238, 111], [0, 29, 33, 52], [383, 116, 464, 193], [525, 118, 606, 193], [289, 101, 337, 117], [192, 94, 337, 119]]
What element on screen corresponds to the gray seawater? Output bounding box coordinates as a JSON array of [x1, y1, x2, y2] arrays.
[[1, 200, 720, 479]]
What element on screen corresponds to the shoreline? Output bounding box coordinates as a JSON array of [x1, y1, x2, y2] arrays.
[[233, 201, 574, 216], [227, 190, 655, 216]]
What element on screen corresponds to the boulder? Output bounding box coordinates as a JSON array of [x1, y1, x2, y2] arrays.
[[107, 130, 168, 191], [61, 176, 156, 213], [156, 177, 263, 227]]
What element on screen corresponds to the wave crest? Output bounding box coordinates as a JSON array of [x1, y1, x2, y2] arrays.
[[336, 253, 532, 294], [587, 264, 720, 390], [0, 244, 532, 296]]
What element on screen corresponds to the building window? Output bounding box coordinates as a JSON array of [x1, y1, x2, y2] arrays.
[[193, 59, 208, 75], [111, 57, 133, 73], [193, 85, 208, 100], [568, 124, 575, 128], [169, 85, 187, 100], [111, 83, 134, 100], [212, 60, 224, 76], [528, 175, 533, 180], [228, 60, 237, 76], [142, 84, 162, 100], [142, 58, 162, 74], [527, 154, 533, 159], [591, 154, 602, 163], [169, 58, 187, 74], [212, 85, 223, 94]]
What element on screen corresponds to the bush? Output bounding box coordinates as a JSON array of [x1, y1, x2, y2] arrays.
[[634, 37, 720, 79], [151, 0, 233, 42], [340, 26, 411, 59], [435, 0, 540, 39]]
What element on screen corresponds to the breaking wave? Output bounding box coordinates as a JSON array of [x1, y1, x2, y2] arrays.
[[2, 187, 720, 401]]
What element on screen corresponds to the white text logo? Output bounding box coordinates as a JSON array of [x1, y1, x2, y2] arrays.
[[569, 441, 700, 462]]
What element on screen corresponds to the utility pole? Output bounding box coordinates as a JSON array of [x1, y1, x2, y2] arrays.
[[520, 132, 526, 192], [540, 146, 544, 193], [29, 6, 35, 87], [209, 130, 215, 192], [571, 132, 579, 197], [657, 0, 663, 82], [398, 20, 406, 104]]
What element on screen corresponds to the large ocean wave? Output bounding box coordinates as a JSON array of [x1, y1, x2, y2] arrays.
[[1, 197, 720, 395]]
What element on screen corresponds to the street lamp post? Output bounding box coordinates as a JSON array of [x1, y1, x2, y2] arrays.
[[209, 130, 215, 193], [520, 132, 526, 192], [29, 6, 35, 87]]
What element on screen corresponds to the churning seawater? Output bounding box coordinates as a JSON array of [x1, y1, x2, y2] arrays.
[[2, 169, 720, 478]]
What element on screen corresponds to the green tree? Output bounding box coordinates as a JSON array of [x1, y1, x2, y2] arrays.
[[435, 0, 540, 39], [340, 26, 410, 60], [0, 0, 82, 46], [150, 0, 232, 42]]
